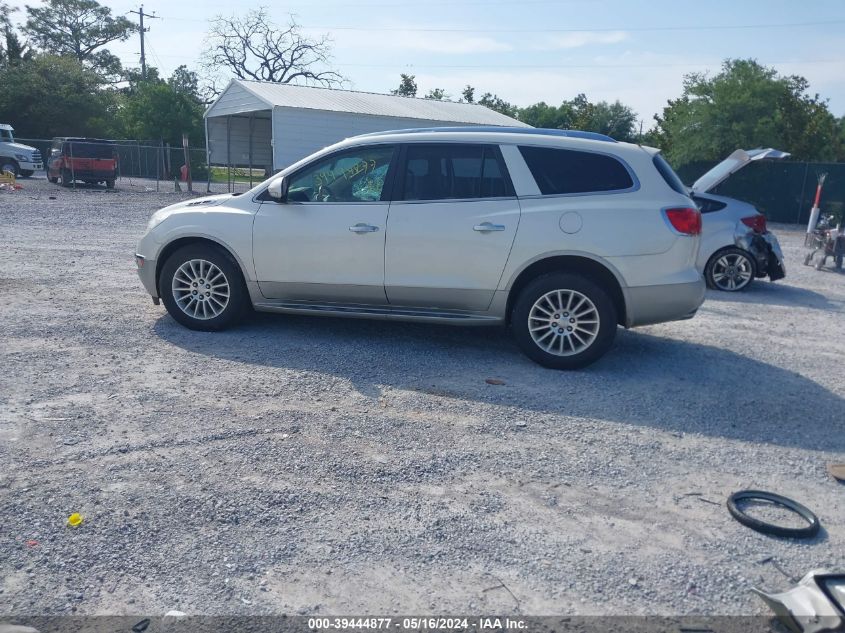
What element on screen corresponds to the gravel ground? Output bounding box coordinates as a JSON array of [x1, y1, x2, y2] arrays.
[[1, 178, 844, 617]]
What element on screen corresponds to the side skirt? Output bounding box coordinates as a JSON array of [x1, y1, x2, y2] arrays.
[[252, 299, 503, 326]]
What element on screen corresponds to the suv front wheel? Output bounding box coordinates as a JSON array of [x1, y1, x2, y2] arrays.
[[159, 244, 247, 331], [512, 273, 617, 369]]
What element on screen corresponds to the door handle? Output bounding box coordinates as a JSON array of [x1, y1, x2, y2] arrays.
[[473, 222, 506, 232], [349, 223, 379, 233]]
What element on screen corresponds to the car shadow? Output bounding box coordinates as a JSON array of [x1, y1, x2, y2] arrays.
[[152, 312, 845, 453], [708, 282, 840, 311]]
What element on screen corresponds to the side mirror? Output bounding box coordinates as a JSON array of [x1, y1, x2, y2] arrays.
[[267, 176, 287, 202]]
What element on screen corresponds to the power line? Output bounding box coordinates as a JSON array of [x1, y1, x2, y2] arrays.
[[128, 5, 160, 80], [158, 15, 845, 33], [122, 53, 843, 70]]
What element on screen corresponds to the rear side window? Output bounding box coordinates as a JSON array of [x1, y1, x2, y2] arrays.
[[401, 144, 513, 201], [519, 146, 634, 195], [63, 141, 115, 159], [652, 153, 687, 194]]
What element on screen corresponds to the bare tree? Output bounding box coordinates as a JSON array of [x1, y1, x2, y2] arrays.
[[201, 7, 344, 95]]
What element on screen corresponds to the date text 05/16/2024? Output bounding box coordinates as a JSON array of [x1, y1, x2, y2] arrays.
[[307, 618, 528, 630]]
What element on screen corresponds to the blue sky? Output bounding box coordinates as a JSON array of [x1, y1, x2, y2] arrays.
[[9, 0, 845, 126]]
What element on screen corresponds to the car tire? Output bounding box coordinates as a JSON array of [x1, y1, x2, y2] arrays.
[[705, 247, 755, 291], [511, 273, 617, 370], [49, 176, 59, 184], [1, 158, 18, 176], [106, 180, 115, 189], [159, 244, 247, 331], [60, 168, 73, 187]]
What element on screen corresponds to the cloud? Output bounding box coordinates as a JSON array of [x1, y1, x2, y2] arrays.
[[534, 30, 628, 51]]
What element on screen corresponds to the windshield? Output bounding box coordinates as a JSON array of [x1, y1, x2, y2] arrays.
[[0, 129, 13, 142]]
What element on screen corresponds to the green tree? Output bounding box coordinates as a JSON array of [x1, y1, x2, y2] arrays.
[[478, 92, 518, 118], [519, 94, 638, 141], [461, 85, 474, 103], [653, 58, 841, 165], [391, 73, 417, 97], [0, 55, 115, 137], [116, 67, 204, 145], [23, 0, 134, 77], [425, 87, 448, 100]]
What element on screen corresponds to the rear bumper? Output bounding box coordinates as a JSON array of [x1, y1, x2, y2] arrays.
[[625, 278, 706, 327], [66, 170, 115, 180]]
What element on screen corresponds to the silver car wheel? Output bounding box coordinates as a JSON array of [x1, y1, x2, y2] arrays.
[[528, 289, 600, 357], [712, 252, 753, 291], [171, 258, 230, 320]]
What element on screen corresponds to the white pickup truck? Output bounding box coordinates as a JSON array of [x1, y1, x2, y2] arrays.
[[0, 124, 43, 177]]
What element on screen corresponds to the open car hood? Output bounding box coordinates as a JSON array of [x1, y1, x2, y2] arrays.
[[691, 148, 790, 193]]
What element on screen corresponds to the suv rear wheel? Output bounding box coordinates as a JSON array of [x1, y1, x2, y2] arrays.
[[512, 273, 617, 369], [705, 247, 755, 291], [159, 244, 247, 331]]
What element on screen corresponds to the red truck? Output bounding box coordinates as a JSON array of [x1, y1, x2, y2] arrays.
[[47, 137, 118, 188]]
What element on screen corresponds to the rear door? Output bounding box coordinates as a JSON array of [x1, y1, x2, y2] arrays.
[[384, 143, 520, 311]]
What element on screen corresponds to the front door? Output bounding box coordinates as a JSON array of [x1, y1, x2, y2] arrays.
[[384, 143, 520, 311], [253, 144, 396, 304]]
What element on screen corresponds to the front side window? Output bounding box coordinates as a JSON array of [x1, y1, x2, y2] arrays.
[[287, 145, 395, 203], [519, 145, 634, 195], [401, 144, 512, 201]]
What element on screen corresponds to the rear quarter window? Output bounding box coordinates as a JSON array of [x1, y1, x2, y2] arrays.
[[518, 145, 634, 195], [652, 153, 687, 195]]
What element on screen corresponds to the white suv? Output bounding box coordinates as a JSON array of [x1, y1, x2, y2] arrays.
[[136, 128, 704, 369]]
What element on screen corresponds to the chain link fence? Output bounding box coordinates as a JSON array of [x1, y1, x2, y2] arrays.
[[676, 160, 845, 225], [16, 138, 267, 194], [16, 137, 845, 222]]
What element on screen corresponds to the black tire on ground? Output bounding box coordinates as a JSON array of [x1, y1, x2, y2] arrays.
[[60, 168, 73, 187], [835, 253, 843, 271], [106, 180, 115, 189], [159, 243, 248, 331], [726, 490, 820, 539], [511, 272, 617, 370], [49, 176, 59, 184], [1, 159, 19, 176], [704, 246, 756, 291], [19, 169, 34, 177]]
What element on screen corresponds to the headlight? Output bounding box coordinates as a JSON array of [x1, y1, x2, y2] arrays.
[[147, 211, 169, 230], [15, 154, 27, 161]]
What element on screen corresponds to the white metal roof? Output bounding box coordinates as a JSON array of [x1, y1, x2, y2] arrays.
[[207, 79, 528, 127]]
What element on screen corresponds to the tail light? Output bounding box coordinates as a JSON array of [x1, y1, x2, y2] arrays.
[[665, 207, 702, 235], [741, 215, 767, 233]]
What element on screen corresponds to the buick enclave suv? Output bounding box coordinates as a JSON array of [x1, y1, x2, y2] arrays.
[[136, 127, 705, 369]]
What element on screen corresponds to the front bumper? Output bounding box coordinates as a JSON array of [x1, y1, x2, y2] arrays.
[[135, 254, 159, 301], [18, 161, 42, 171], [625, 278, 706, 327]]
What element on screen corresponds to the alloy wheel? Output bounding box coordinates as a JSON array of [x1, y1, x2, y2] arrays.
[[171, 258, 230, 320], [712, 253, 753, 290], [528, 289, 600, 356]]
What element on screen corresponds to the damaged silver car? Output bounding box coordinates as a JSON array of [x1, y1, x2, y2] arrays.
[[754, 569, 845, 633], [691, 148, 789, 292]]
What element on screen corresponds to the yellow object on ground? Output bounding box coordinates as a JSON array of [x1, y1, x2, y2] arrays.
[[67, 513, 83, 527], [0, 170, 15, 185]]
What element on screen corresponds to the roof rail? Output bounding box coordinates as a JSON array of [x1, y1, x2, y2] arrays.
[[357, 126, 617, 142]]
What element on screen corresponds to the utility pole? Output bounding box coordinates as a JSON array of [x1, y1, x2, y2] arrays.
[[129, 5, 159, 80]]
